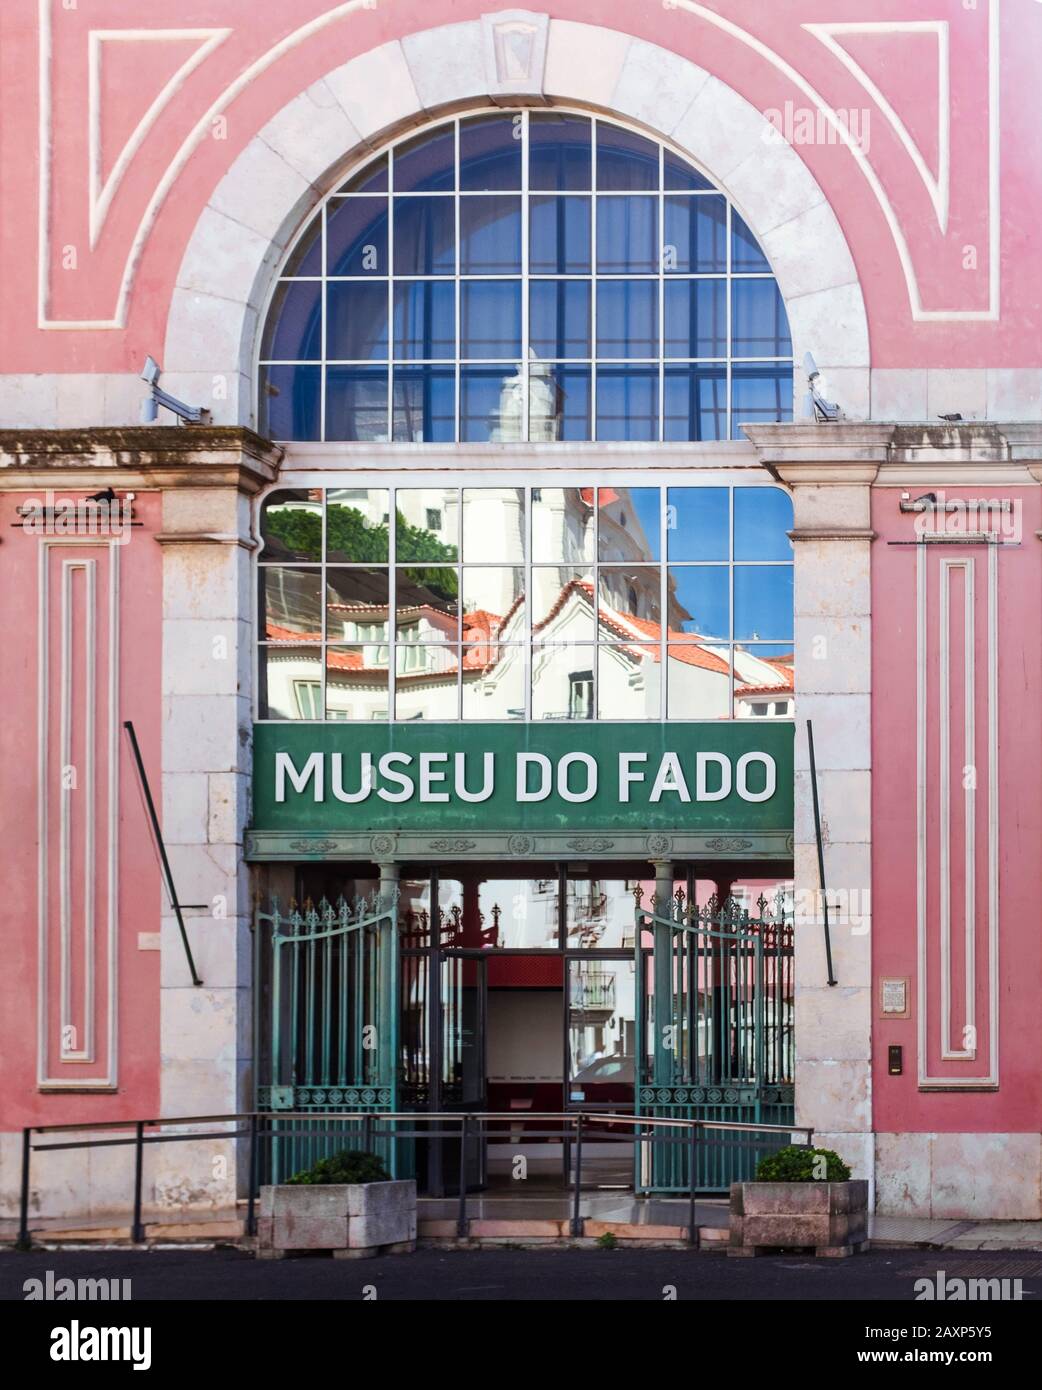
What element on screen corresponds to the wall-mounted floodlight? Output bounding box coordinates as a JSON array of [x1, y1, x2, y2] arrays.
[[139, 356, 210, 425], [801, 351, 841, 422]]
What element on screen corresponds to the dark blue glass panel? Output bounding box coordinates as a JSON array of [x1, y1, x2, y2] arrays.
[[669, 566, 729, 641], [529, 195, 591, 273], [259, 364, 321, 440], [459, 113, 522, 190], [663, 366, 726, 441], [459, 195, 522, 273], [326, 282, 388, 360], [663, 149, 713, 191], [664, 279, 726, 358], [325, 366, 388, 441], [282, 217, 322, 277], [530, 364, 591, 440], [392, 366, 455, 442], [734, 488, 794, 561], [529, 112, 592, 190], [393, 281, 455, 359], [734, 566, 793, 641], [596, 123, 659, 190], [338, 154, 387, 193], [732, 281, 792, 357], [393, 197, 455, 274], [595, 367, 658, 441], [667, 487, 730, 560], [596, 281, 657, 357], [326, 197, 388, 276], [730, 365, 794, 440], [530, 280, 590, 358], [732, 211, 771, 272], [663, 195, 726, 272], [461, 281, 521, 358], [393, 125, 455, 192], [596, 196, 657, 272], [261, 280, 322, 360], [460, 366, 515, 441]]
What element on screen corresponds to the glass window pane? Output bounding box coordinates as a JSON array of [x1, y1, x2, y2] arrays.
[[459, 113, 521, 190], [259, 489, 323, 562], [530, 280, 590, 358], [462, 488, 525, 562], [597, 487, 661, 562], [325, 366, 388, 442], [732, 210, 770, 272], [259, 364, 321, 440], [462, 645, 525, 719], [529, 113, 591, 190], [598, 566, 661, 631], [393, 125, 455, 192], [669, 566, 729, 640], [732, 281, 792, 357], [325, 568, 390, 642], [392, 366, 455, 442], [532, 644, 594, 720], [596, 196, 657, 272], [282, 219, 322, 277], [565, 885, 639, 952], [529, 195, 591, 273], [393, 196, 455, 274], [393, 280, 454, 359], [596, 123, 659, 190], [338, 154, 387, 194], [664, 151, 713, 191], [529, 364, 591, 441], [531, 488, 595, 563], [663, 195, 727, 273], [326, 489, 390, 562], [734, 565, 794, 641], [663, 366, 727, 441], [261, 280, 322, 360], [259, 646, 324, 720], [664, 279, 726, 358], [326, 282, 388, 360], [326, 197, 388, 276], [396, 490, 460, 561], [463, 566, 525, 638], [596, 367, 658, 441], [396, 646, 459, 720], [397, 567, 459, 642], [734, 488, 794, 561], [325, 645, 389, 721], [668, 643, 731, 719], [461, 281, 521, 357], [733, 644, 794, 719], [460, 366, 517, 441], [667, 487, 730, 561], [259, 567, 323, 641], [598, 644, 661, 718], [731, 365, 794, 439], [532, 567, 594, 642], [596, 280, 657, 357], [459, 195, 522, 273]]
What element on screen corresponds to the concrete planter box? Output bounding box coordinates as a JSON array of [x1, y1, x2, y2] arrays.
[[257, 1180, 417, 1259], [729, 1180, 868, 1258]]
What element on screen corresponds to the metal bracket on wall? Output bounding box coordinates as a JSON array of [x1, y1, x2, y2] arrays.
[[806, 719, 837, 987], [123, 720, 204, 986]]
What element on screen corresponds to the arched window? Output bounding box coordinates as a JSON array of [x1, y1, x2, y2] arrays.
[[258, 112, 794, 443]]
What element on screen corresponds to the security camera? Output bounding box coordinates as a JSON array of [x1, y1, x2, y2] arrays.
[[801, 351, 841, 422], [139, 357, 210, 425]]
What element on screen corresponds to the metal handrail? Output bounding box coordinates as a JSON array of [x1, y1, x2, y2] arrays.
[[16, 1109, 814, 1251]]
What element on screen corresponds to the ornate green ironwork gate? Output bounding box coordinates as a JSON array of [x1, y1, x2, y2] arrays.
[[254, 893, 399, 1182], [634, 888, 794, 1194]]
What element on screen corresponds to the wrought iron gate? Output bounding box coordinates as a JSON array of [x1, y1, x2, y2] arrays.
[[254, 892, 398, 1182], [634, 887, 794, 1193]]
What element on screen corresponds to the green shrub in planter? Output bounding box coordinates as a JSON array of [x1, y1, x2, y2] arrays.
[[286, 1150, 390, 1186], [755, 1146, 851, 1183]]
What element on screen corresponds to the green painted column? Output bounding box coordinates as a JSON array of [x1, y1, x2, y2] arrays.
[[651, 859, 674, 1087]]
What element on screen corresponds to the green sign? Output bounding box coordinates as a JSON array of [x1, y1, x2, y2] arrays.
[[251, 723, 794, 834]]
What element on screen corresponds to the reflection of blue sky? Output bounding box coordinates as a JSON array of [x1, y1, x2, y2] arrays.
[[669, 564, 794, 641], [671, 566, 728, 638], [615, 487, 662, 560], [668, 487, 729, 560]]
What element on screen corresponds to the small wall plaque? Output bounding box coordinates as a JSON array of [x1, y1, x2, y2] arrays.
[[880, 977, 909, 1018]]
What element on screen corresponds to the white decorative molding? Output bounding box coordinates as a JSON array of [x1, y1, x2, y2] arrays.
[[37, 539, 120, 1089], [480, 11, 549, 96]]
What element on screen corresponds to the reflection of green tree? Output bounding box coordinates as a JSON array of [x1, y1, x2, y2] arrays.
[[264, 504, 458, 592]]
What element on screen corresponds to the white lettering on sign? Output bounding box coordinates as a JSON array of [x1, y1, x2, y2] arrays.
[[274, 749, 778, 805]]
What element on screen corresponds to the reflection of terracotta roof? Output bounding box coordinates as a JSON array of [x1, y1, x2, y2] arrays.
[[735, 684, 793, 698], [266, 622, 322, 643]]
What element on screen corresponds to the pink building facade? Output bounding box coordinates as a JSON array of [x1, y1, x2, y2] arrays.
[[2, 0, 1041, 1223]]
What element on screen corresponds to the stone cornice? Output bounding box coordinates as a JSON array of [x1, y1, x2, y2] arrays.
[[0, 426, 283, 492]]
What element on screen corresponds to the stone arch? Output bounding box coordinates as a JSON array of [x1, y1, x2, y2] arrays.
[[164, 16, 870, 427]]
